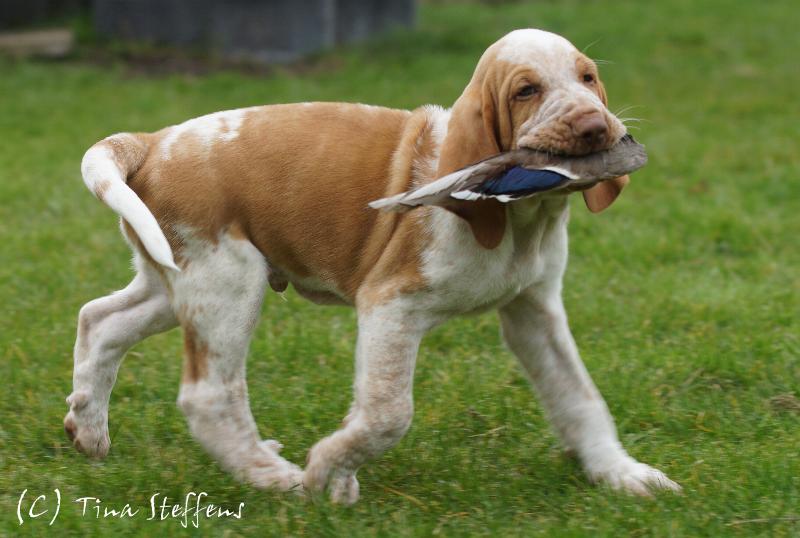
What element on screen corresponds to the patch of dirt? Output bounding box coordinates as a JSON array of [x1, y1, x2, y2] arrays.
[[768, 393, 800, 414]]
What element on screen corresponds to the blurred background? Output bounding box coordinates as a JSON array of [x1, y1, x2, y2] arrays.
[[1, 0, 416, 64], [0, 0, 798, 536]]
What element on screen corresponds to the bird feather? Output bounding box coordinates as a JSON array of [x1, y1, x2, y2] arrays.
[[369, 134, 647, 211]]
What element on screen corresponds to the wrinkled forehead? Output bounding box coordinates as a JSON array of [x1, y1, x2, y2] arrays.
[[492, 29, 581, 75]]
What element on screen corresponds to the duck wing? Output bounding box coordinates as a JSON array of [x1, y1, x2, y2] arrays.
[[369, 134, 647, 212]]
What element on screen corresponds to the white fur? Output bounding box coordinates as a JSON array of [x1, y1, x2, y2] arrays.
[[427, 105, 450, 148], [417, 109, 566, 314], [160, 107, 254, 161], [498, 271, 680, 496], [495, 29, 626, 152], [353, 103, 389, 113], [304, 299, 432, 504], [81, 136, 179, 271], [65, 255, 177, 457], [418, 192, 679, 495], [167, 229, 303, 491], [496, 29, 576, 66]]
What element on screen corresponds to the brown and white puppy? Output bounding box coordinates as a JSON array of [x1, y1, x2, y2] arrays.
[[65, 29, 679, 503]]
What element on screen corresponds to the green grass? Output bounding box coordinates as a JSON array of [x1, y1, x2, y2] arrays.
[[1, 0, 799, 535]]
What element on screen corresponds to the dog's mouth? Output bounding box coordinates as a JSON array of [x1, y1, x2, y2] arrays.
[[369, 134, 645, 212], [517, 145, 576, 157], [518, 134, 627, 159], [517, 134, 638, 193]]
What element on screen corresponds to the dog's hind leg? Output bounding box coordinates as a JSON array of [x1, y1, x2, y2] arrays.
[[65, 257, 177, 458], [170, 231, 303, 492]]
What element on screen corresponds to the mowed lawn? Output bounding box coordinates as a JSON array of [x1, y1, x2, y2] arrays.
[[1, 0, 799, 535]]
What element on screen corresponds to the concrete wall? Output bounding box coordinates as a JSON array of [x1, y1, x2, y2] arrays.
[[93, 0, 415, 63]]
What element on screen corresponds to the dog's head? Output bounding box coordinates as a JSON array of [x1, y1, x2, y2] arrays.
[[438, 29, 630, 216]]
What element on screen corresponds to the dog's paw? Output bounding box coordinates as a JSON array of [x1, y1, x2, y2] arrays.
[[64, 392, 110, 459], [259, 439, 284, 453], [245, 440, 304, 493], [588, 456, 681, 497], [303, 445, 360, 505], [303, 452, 330, 494], [303, 466, 360, 505], [328, 470, 360, 505]]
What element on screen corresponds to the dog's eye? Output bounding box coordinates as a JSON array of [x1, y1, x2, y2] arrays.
[[583, 73, 595, 83], [516, 85, 539, 99]]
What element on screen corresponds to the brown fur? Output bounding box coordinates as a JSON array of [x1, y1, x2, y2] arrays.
[[101, 132, 151, 180], [436, 52, 509, 249], [126, 104, 436, 306], [182, 322, 209, 383], [93, 179, 111, 201]]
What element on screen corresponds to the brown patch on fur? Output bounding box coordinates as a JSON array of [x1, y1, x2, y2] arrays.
[[182, 323, 209, 383], [293, 284, 348, 305], [435, 53, 511, 250], [584, 175, 630, 213], [95, 133, 185, 276], [93, 179, 111, 201], [353, 108, 445, 306], [85, 133, 149, 205], [126, 103, 432, 305], [227, 223, 249, 241], [77, 310, 91, 349], [101, 132, 151, 175], [444, 199, 507, 249], [64, 418, 77, 441]]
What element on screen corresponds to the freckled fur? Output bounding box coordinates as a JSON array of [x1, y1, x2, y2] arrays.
[[182, 323, 209, 384]]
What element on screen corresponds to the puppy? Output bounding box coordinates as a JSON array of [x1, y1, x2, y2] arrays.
[[65, 29, 679, 503]]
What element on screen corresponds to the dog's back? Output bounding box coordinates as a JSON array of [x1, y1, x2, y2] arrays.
[[84, 103, 422, 299]]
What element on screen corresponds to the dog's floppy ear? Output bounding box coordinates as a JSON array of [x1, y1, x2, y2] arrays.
[[582, 79, 629, 212], [583, 174, 630, 212], [437, 79, 506, 249]]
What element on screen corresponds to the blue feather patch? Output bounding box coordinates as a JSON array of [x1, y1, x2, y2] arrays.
[[470, 166, 569, 199]]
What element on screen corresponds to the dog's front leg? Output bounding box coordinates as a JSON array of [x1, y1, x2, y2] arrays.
[[304, 298, 429, 504], [499, 287, 680, 496]]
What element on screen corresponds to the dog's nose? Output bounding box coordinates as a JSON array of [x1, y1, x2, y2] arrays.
[[572, 112, 609, 148]]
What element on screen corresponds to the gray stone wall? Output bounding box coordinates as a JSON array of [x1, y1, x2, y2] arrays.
[[93, 0, 416, 63]]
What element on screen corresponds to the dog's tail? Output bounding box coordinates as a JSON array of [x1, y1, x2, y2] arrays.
[[81, 133, 179, 271]]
